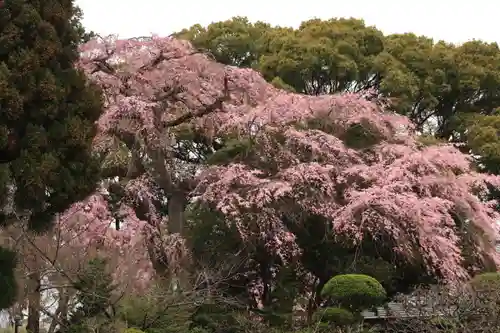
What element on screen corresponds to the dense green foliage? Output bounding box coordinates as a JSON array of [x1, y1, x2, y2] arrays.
[[123, 329, 146, 333], [321, 274, 386, 312], [0, 0, 102, 309], [61, 258, 116, 333], [0, 0, 102, 227], [313, 307, 356, 326], [464, 111, 500, 174], [175, 17, 500, 174]]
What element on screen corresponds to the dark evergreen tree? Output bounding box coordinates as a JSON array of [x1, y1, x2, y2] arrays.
[[58, 258, 116, 333], [0, 0, 103, 308], [0, 247, 17, 309]]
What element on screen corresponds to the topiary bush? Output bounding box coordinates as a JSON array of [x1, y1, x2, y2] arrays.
[[313, 307, 356, 327], [321, 274, 386, 312], [123, 328, 146, 333]]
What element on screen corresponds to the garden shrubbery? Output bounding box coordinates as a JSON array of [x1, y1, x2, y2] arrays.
[[315, 274, 386, 329]]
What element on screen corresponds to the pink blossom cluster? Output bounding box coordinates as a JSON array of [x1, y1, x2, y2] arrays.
[[57, 192, 153, 290], [76, 36, 500, 284], [195, 128, 500, 281]]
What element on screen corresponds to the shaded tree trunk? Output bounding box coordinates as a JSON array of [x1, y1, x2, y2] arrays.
[[167, 191, 187, 234], [48, 288, 69, 333], [26, 270, 40, 333], [306, 277, 326, 324]]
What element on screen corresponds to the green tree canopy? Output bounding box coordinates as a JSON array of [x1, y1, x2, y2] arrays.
[[0, 0, 102, 227], [0, 0, 103, 308], [174, 16, 271, 68], [176, 17, 500, 162], [462, 110, 500, 174]]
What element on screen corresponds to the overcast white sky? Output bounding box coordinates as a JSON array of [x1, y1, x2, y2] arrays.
[[75, 0, 499, 44]]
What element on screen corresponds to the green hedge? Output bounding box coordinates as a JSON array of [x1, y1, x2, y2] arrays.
[[313, 307, 356, 326], [321, 274, 386, 312], [123, 328, 146, 333]]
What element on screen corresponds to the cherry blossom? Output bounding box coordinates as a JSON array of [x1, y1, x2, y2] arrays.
[[75, 35, 500, 285], [57, 192, 153, 290]]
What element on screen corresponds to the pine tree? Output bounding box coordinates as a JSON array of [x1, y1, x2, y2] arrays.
[[61, 258, 116, 333], [0, 0, 103, 308]]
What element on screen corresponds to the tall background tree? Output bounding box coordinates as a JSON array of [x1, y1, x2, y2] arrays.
[[175, 17, 500, 171], [0, 0, 102, 317]]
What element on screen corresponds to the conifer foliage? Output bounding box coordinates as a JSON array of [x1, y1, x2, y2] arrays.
[[0, 0, 103, 308]]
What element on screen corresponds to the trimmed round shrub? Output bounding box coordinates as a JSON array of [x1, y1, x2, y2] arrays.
[[124, 328, 146, 333], [313, 307, 356, 326], [321, 274, 386, 312]]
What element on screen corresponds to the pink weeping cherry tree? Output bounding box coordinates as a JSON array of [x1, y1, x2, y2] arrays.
[[73, 34, 500, 296]]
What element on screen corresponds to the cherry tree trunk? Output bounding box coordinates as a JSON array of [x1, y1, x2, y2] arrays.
[[167, 191, 187, 234]]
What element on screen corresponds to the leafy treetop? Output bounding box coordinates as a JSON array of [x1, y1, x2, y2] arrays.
[[176, 17, 500, 155], [0, 0, 102, 310], [0, 0, 103, 229]]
